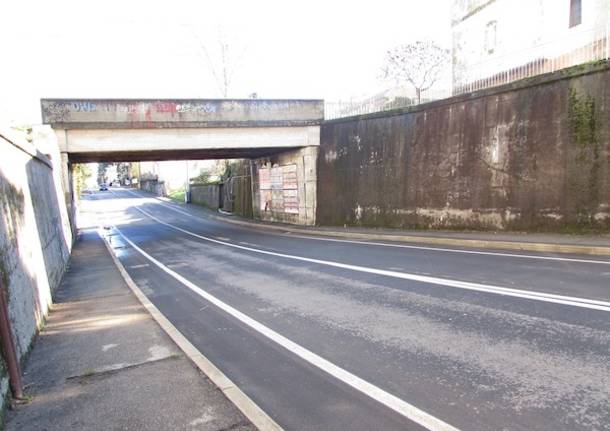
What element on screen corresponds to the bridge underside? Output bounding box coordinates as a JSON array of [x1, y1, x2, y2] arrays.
[[68, 146, 297, 163]]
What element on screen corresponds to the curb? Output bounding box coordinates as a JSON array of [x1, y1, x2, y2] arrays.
[[99, 230, 283, 431], [204, 213, 610, 258], [138, 189, 610, 257]]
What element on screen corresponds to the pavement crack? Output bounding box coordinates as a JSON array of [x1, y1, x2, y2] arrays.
[[214, 420, 252, 431], [66, 354, 181, 384]]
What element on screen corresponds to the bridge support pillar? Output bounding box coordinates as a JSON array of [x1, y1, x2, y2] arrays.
[[252, 146, 318, 226]]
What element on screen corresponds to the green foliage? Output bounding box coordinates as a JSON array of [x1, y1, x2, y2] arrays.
[[97, 162, 109, 184], [168, 188, 186, 203], [116, 163, 130, 184], [73, 163, 91, 199]]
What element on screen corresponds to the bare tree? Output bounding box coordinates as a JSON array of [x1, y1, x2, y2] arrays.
[[194, 30, 246, 98], [381, 40, 449, 104]]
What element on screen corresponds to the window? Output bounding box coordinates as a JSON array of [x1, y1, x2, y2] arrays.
[[485, 21, 497, 54], [569, 0, 582, 27]]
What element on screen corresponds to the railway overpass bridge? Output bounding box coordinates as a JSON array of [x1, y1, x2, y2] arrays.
[[39, 98, 323, 227]]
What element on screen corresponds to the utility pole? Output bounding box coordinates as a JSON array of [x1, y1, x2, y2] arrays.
[[185, 160, 190, 203]]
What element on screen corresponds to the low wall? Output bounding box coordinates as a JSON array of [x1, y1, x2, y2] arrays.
[[317, 62, 610, 232], [0, 129, 72, 404], [139, 179, 167, 196], [190, 184, 219, 209]]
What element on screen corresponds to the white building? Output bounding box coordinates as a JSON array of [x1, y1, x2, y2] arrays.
[[451, 0, 610, 92]]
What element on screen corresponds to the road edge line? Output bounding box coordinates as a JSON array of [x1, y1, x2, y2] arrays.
[[99, 230, 284, 431]]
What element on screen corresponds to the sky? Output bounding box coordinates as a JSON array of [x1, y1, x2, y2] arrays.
[[0, 0, 452, 125]]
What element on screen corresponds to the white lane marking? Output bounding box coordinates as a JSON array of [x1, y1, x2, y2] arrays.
[[119, 189, 198, 219], [129, 205, 610, 312], [113, 226, 459, 431], [118, 188, 610, 266], [282, 234, 610, 266], [130, 263, 150, 269]]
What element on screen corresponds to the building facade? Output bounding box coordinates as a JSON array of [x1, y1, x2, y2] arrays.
[[452, 0, 610, 92]]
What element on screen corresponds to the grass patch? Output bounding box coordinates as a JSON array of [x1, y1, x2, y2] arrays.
[[168, 189, 186, 203]]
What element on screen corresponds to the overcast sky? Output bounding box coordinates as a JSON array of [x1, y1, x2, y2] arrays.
[[0, 0, 452, 125]]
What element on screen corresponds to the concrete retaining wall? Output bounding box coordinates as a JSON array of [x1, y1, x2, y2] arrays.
[[317, 62, 610, 232], [190, 184, 220, 209], [0, 128, 73, 403]]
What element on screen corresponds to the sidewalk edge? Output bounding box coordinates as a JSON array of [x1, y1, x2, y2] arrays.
[[99, 231, 283, 431], [209, 214, 610, 257]]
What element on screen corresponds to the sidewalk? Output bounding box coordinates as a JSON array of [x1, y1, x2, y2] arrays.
[[5, 230, 256, 431]]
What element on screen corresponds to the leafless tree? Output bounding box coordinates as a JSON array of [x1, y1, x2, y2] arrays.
[[381, 40, 449, 104], [194, 30, 246, 98]]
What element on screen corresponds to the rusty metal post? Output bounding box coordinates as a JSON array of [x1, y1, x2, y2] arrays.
[[0, 278, 24, 399]]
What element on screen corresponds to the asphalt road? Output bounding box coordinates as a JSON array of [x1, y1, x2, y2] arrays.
[[85, 188, 610, 431]]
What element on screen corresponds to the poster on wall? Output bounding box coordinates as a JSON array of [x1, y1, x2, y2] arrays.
[[283, 189, 299, 213], [271, 190, 284, 211], [283, 164, 298, 190], [258, 164, 299, 214], [270, 166, 283, 190], [259, 168, 271, 190], [260, 190, 272, 211]]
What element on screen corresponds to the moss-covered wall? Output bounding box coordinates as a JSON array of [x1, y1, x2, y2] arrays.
[[317, 62, 610, 232]]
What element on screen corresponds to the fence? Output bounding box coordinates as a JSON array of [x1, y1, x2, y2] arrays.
[[325, 21, 610, 120]]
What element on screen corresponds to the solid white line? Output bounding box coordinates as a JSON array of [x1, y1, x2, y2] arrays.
[[100, 230, 283, 431], [119, 188, 610, 266], [281, 234, 610, 266], [112, 226, 460, 431], [129, 205, 610, 312], [120, 189, 198, 219]]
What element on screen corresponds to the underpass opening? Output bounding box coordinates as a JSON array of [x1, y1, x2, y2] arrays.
[[40, 98, 323, 226]]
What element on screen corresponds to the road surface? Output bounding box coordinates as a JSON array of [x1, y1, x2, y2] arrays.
[[84, 188, 610, 431]]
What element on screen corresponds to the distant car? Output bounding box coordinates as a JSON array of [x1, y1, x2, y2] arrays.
[[99, 183, 108, 191]]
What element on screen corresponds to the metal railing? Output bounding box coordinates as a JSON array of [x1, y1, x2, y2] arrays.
[[325, 21, 610, 120]]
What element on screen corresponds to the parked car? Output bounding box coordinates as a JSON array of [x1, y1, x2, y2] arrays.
[[99, 183, 108, 191]]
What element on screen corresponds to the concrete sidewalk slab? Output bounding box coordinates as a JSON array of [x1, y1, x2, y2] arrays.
[[5, 230, 256, 431]]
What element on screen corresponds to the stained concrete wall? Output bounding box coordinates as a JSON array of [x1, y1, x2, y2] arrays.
[[0, 128, 73, 403], [190, 184, 220, 209], [317, 62, 610, 232], [139, 179, 167, 196], [252, 146, 317, 225]]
